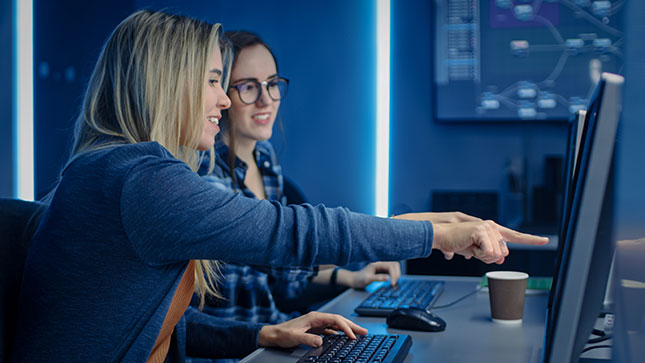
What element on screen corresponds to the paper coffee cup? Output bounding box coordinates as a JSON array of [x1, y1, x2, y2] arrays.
[[486, 271, 528, 325]]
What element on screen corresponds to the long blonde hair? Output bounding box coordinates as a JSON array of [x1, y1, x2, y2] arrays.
[[69, 10, 230, 305]]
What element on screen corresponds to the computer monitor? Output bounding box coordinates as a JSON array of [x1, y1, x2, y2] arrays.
[[542, 72, 623, 362], [433, 0, 624, 122]]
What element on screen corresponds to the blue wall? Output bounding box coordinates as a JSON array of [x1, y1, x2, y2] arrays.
[[33, 0, 133, 199], [0, 0, 136, 200]]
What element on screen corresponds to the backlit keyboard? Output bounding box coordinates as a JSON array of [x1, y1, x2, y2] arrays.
[[297, 334, 412, 363], [354, 280, 444, 317]]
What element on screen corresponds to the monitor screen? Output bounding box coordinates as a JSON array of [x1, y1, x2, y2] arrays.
[[433, 0, 624, 122], [542, 72, 623, 362]]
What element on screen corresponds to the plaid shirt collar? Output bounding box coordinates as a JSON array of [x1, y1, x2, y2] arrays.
[[203, 138, 283, 202]]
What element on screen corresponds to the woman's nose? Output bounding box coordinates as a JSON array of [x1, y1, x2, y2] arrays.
[[256, 87, 273, 106], [219, 91, 231, 109]]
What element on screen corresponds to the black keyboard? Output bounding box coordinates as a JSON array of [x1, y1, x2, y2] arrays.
[[354, 280, 444, 317], [297, 334, 412, 363]]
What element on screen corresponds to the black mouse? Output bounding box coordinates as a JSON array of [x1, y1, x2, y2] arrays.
[[386, 307, 446, 332]]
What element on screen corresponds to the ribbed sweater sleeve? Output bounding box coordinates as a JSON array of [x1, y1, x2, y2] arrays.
[[120, 149, 433, 267], [184, 306, 263, 358]]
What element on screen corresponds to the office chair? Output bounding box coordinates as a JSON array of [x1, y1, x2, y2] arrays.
[[283, 176, 307, 205], [0, 198, 44, 360]]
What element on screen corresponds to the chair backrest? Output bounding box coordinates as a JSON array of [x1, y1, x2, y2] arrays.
[[283, 176, 307, 205], [0, 198, 44, 361]]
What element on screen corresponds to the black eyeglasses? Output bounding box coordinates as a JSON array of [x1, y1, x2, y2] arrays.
[[229, 77, 289, 105]]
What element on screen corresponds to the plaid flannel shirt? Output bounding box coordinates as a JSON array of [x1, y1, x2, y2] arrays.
[[197, 139, 317, 324]]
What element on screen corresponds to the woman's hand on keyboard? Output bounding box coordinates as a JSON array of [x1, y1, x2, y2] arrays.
[[257, 312, 368, 348], [432, 220, 549, 264], [342, 261, 401, 289]]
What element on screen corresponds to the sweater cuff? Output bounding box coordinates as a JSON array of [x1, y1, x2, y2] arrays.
[[184, 306, 265, 359], [425, 221, 434, 257]]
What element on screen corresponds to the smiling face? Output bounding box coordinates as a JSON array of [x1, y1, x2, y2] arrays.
[[227, 44, 281, 143], [199, 45, 232, 150]]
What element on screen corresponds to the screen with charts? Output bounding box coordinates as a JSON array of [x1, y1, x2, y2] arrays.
[[433, 0, 624, 122]]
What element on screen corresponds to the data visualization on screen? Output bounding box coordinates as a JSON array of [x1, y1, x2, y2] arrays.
[[434, 0, 623, 122]]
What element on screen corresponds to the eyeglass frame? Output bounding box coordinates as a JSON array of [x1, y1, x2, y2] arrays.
[[229, 77, 290, 105]]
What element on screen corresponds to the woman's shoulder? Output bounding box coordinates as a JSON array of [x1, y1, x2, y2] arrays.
[[67, 142, 180, 178], [106, 141, 173, 157], [54, 142, 187, 205]]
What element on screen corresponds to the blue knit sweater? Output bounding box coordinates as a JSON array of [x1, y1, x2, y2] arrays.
[[10, 142, 433, 361]]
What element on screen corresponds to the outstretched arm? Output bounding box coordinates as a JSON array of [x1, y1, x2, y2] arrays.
[[395, 214, 549, 264], [392, 211, 481, 224], [121, 155, 433, 267]]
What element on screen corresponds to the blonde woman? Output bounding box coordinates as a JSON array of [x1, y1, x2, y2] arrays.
[[10, 9, 548, 362]]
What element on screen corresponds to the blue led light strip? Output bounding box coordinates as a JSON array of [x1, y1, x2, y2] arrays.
[[14, 0, 34, 200], [376, 0, 390, 217]]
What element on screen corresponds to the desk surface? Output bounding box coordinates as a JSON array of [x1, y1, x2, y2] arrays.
[[240, 275, 548, 363]]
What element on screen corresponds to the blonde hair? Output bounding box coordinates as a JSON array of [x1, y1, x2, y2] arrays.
[[69, 10, 231, 306]]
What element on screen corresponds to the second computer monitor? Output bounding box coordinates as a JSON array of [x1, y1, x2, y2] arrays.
[[543, 72, 624, 363]]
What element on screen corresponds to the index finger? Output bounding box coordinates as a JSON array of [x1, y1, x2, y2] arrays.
[[389, 262, 401, 286], [333, 317, 368, 339], [496, 224, 549, 245]]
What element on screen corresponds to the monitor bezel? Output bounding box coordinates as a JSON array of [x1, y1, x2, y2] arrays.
[[546, 108, 588, 314]]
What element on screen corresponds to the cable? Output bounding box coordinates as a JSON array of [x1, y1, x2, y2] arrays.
[[431, 286, 483, 309], [581, 344, 612, 353], [588, 334, 612, 344], [591, 329, 606, 337]]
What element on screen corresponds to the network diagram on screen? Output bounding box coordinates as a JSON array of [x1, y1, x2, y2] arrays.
[[434, 0, 623, 121]]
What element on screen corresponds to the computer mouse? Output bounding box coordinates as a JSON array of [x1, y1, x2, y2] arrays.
[[386, 307, 446, 332]]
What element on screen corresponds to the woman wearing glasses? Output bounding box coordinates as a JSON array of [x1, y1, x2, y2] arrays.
[[195, 31, 403, 332]]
